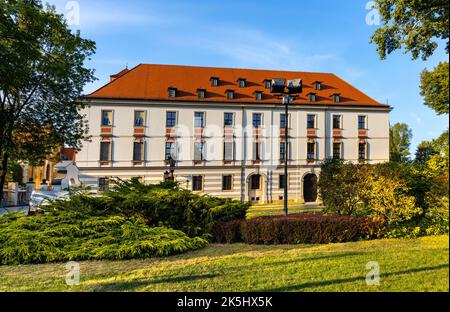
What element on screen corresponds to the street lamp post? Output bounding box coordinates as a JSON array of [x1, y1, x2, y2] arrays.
[[270, 78, 302, 216], [164, 156, 176, 181]]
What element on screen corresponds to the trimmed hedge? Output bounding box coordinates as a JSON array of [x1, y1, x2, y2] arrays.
[[213, 214, 385, 244]]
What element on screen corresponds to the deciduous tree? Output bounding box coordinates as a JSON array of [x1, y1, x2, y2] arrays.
[[0, 0, 96, 205]]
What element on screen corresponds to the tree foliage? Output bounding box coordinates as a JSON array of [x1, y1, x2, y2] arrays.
[[389, 122, 412, 162], [420, 61, 449, 115], [0, 0, 96, 203], [370, 0, 449, 61], [319, 160, 421, 224]]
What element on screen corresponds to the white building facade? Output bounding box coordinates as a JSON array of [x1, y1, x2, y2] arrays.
[[76, 64, 391, 203]]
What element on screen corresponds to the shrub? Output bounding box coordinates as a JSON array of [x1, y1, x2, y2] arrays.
[[45, 178, 249, 238], [213, 214, 385, 244], [0, 211, 207, 265]]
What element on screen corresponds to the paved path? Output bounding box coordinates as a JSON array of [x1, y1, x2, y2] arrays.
[[0, 206, 29, 216]]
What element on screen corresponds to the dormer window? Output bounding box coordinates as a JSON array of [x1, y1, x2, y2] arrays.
[[314, 81, 322, 90], [308, 93, 317, 102], [332, 93, 341, 103], [254, 91, 262, 101], [197, 89, 206, 99], [168, 87, 177, 98], [264, 79, 271, 89], [238, 78, 246, 88], [226, 90, 235, 100], [210, 77, 219, 87]]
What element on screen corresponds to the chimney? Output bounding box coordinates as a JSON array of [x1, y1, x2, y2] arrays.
[[110, 68, 129, 82]]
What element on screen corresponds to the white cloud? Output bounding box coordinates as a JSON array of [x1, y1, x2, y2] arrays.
[[410, 113, 424, 125], [169, 25, 342, 72]]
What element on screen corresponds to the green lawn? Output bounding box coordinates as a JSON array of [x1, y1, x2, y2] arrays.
[[247, 202, 323, 218], [0, 235, 448, 292]]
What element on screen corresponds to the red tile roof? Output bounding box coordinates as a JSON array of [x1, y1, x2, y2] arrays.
[[86, 64, 387, 107]]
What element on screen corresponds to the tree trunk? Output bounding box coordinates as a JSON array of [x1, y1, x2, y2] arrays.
[[0, 151, 9, 208]]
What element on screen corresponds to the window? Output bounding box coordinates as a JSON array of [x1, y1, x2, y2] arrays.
[[264, 80, 271, 89], [250, 175, 261, 190], [165, 142, 175, 160], [211, 77, 219, 87], [358, 115, 367, 130], [168, 88, 177, 98], [307, 114, 316, 129], [333, 142, 342, 159], [253, 142, 262, 161], [332, 94, 340, 102], [307, 142, 315, 160], [101, 110, 113, 126], [308, 93, 316, 102], [280, 113, 288, 129], [279, 174, 286, 189], [222, 175, 232, 191], [224, 142, 234, 161], [194, 112, 205, 128], [226, 90, 235, 100], [198, 89, 206, 99], [194, 142, 204, 161], [134, 111, 145, 127], [100, 142, 111, 161], [192, 176, 203, 191], [359, 142, 366, 160], [314, 82, 322, 90], [224, 113, 234, 127], [238, 79, 246, 88], [98, 178, 109, 192], [166, 111, 177, 127], [280, 142, 290, 161], [333, 115, 341, 129], [133, 142, 144, 161], [252, 113, 262, 128], [255, 91, 262, 100]]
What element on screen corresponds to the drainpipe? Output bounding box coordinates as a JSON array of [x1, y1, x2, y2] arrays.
[[240, 106, 246, 201]]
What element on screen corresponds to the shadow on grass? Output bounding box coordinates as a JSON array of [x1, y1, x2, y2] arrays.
[[92, 252, 364, 291], [93, 273, 218, 291], [263, 264, 449, 291]]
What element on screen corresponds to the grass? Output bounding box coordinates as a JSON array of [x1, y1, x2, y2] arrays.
[[0, 235, 447, 292], [247, 202, 323, 218]]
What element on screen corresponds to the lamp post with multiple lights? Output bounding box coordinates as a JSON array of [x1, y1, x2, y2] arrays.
[[270, 78, 302, 216]]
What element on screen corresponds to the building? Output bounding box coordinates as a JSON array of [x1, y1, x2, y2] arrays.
[[76, 64, 391, 203], [21, 147, 76, 189]]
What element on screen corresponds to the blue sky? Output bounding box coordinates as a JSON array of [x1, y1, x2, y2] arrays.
[[48, 0, 449, 153]]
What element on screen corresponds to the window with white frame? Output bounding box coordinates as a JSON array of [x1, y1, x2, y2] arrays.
[[100, 141, 111, 161], [192, 176, 203, 191], [194, 142, 205, 161], [134, 111, 145, 127], [332, 115, 342, 129], [133, 141, 144, 161], [224, 112, 234, 127], [166, 111, 177, 128], [101, 110, 113, 126], [194, 112, 205, 128], [307, 142, 315, 160], [307, 114, 316, 129], [333, 142, 342, 159], [224, 142, 234, 161], [222, 175, 233, 191], [358, 115, 367, 130]]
